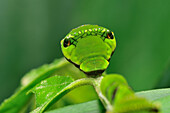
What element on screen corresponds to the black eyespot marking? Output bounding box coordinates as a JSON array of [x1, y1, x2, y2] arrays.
[[63, 38, 71, 47], [107, 32, 114, 39]]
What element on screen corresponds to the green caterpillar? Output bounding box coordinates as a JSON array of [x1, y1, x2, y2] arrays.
[[61, 24, 160, 113], [61, 24, 116, 75]]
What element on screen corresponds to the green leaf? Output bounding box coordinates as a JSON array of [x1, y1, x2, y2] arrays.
[[156, 95, 170, 113], [136, 88, 170, 101], [136, 88, 170, 113], [0, 90, 32, 113], [29, 76, 96, 113], [46, 88, 170, 113], [29, 76, 74, 113], [45, 100, 105, 113], [0, 58, 86, 113]]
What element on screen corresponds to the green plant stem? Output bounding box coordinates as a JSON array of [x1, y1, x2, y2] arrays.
[[93, 77, 113, 112], [68, 76, 112, 112]]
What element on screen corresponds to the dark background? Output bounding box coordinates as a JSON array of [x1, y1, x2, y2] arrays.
[[0, 0, 170, 103]]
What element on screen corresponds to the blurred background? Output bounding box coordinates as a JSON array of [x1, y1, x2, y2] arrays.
[[0, 0, 170, 103]]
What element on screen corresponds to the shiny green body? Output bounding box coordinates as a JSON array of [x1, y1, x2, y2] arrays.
[[61, 24, 116, 75], [61, 25, 159, 113]]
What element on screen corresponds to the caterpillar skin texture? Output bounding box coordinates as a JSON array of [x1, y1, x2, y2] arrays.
[[61, 24, 116, 75]]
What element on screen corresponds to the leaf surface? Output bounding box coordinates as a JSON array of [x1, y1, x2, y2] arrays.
[[0, 58, 85, 113], [45, 88, 170, 113], [45, 100, 104, 113], [30, 76, 96, 113], [30, 76, 74, 113], [136, 88, 170, 113], [136, 88, 170, 101]]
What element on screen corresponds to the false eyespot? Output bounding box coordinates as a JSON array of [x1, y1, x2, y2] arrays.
[[107, 32, 114, 39], [63, 38, 71, 47]]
